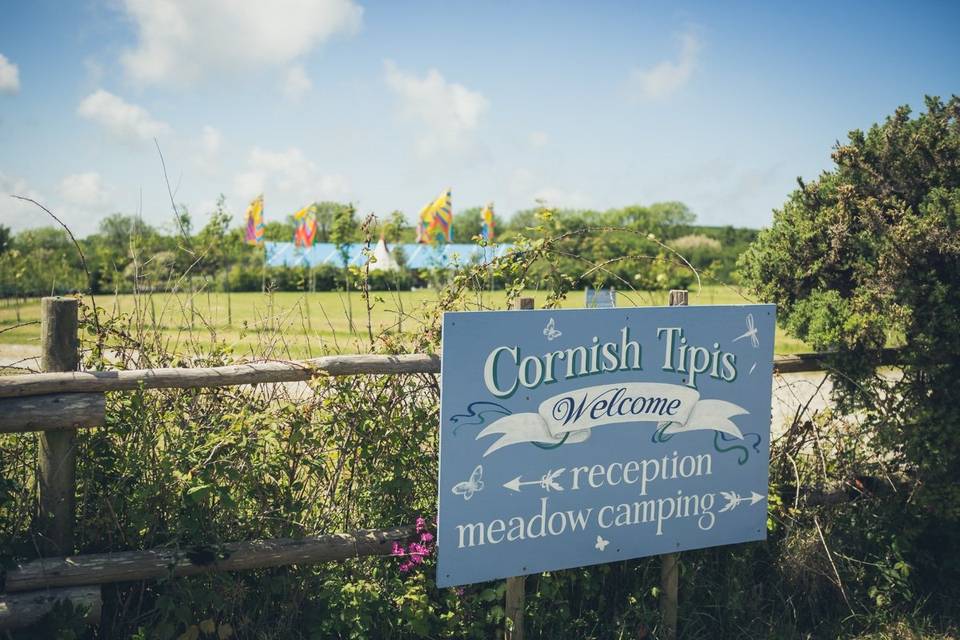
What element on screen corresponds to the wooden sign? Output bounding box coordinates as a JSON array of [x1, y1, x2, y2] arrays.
[[437, 305, 775, 586]]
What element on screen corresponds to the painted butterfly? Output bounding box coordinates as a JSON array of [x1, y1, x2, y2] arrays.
[[451, 465, 484, 501], [543, 317, 562, 341]]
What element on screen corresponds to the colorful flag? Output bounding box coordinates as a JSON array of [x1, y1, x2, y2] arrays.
[[244, 195, 265, 246], [417, 188, 453, 244], [481, 202, 495, 242], [293, 204, 314, 221], [293, 204, 318, 247]]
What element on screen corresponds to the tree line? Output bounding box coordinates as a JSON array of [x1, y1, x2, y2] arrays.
[[0, 198, 757, 298]]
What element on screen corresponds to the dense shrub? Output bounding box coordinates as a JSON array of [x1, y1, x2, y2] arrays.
[[740, 95, 960, 617]]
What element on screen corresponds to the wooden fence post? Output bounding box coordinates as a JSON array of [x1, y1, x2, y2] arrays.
[[659, 289, 687, 640], [505, 575, 525, 640], [504, 296, 534, 640], [38, 296, 79, 556]]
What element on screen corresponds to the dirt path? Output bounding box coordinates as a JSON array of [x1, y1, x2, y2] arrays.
[[0, 343, 40, 373]]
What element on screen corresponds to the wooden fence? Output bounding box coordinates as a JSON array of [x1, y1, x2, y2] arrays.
[[0, 296, 882, 631]]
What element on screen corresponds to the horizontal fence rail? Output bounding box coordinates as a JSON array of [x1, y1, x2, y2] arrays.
[[0, 586, 102, 630], [0, 354, 441, 399], [0, 349, 901, 401], [3, 526, 414, 593], [0, 393, 104, 433], [771, 347, 900, 374]]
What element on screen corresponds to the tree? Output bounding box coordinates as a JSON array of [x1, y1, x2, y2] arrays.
[[194, 195, 238, 321], [453, 207, 483, 240], [603, 202, 694, 236], [505, 208, 542, 237], [331, 203, 358, 331], [262, 220, 295, 242], [87, 213, 164, 293], [96, 213, 153, 249], [313, 201, 345, 243], [2, 227, 84, 296], [0, 224, 12, 256], [740, 96, 960, 595], [195, 195, 233, 278], [453, 206, 504, 242], [381, 210, 409, 244]]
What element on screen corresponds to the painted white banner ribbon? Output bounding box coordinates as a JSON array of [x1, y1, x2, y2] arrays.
[[476, 382, 749, 456]]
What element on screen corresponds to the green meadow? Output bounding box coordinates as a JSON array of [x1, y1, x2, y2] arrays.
[[0, 286, 808, 360]]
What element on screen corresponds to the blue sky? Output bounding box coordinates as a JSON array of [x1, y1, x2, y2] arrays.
[[0, 1, 957, 237]]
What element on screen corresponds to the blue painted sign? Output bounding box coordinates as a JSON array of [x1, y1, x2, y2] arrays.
[[585, 287, 616, 308], [437, 304, 776, 587]]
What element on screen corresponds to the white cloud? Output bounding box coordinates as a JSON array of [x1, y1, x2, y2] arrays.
[[503, 168, 591, 212], [0, 53, 20, 94], [532, 186, 592, 209], [119, 0, 362, 86], [233, 146, 349, 204], [1, 173, 112, 236], [201, 125, 222, 155], [384, 59, 489, 156], [58, 172, 111, 207], [528, 131, 549, 149], [0, 173, 49, 231], [233, 171, 266, 203], [508, 167, 535, 195], [77, 90, 171, 142], [83, 58, 104, 85], [282, 65, 312, 102], [628, 32, 701, 100], [189, 125, 224, 175]]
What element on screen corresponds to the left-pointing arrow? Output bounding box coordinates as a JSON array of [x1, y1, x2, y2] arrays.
[[503, 477, 525, 492], [503, 468, 566, 492]]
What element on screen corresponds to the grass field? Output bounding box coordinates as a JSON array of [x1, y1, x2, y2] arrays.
[[0, 286, 809, 360]]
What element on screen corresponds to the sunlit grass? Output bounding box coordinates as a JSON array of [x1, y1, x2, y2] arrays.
[[0, 285, 809, 359]]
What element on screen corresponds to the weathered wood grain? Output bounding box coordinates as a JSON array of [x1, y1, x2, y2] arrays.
[[659, 290, 687, 640], [0, 586, 101, 630], [0, 393, 105, 433], [0, 354, 442, 399], [39, 297, 80, 557], [4, 526, 413, 593], [772, 347, 900, 374], [504, 297, 533, 640]]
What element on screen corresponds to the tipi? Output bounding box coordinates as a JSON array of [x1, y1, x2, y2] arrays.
[[371, 236, 401, 271]]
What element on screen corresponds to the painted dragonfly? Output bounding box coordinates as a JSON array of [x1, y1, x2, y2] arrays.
[[733, 313, 760, 348]]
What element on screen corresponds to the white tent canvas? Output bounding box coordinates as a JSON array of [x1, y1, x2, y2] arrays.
[[371, 237, 401, 271]]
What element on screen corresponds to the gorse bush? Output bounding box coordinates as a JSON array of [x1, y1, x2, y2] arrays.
[[741, 96, 960, 622]]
